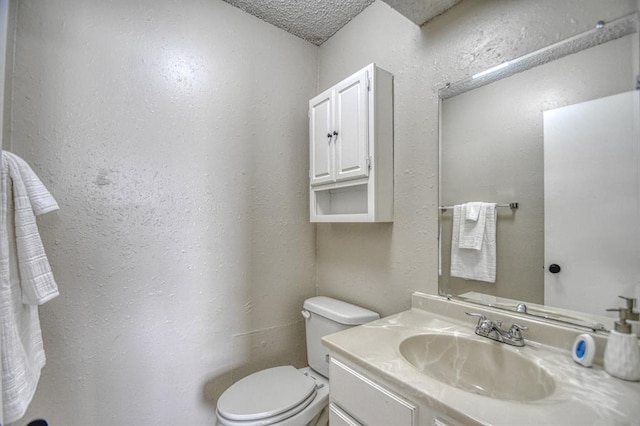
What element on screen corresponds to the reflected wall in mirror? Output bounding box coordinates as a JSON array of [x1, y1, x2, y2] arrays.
[[439, 13, 639, 329]]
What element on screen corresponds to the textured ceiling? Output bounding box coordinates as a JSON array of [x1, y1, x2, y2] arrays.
[[382, 0, 462, 26], [223, 0, 376, 46], [223, 0, 461, 45]]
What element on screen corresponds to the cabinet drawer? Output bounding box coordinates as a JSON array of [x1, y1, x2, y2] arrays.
[[330, 357, 416, 426], [329, 403, 363, 426], [434, 416, 465, 426]]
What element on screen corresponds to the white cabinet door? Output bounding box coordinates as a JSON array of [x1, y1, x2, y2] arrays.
[[330, 358, 416, 426], [334, 68, 369, 182], [309, 88, 334, 186], [309, 69, 369, 186]]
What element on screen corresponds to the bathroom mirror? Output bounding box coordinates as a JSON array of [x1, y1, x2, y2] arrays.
[[438, 13, 639, 331]]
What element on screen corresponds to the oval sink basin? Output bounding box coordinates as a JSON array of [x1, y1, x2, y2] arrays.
[[399, 334, 555, 401]]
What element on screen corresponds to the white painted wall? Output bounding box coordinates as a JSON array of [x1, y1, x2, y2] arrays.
[[316, 0, 638, 317], [7, 0, 317, 424], [0, 0, 9, 149], [5, 0, 640, 424]]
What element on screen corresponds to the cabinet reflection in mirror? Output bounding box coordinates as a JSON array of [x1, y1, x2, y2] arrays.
[[438, 13, 640, 330]]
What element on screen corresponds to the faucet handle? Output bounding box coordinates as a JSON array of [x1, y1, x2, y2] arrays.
[[508, 323, 528, 339], [465, 312, 486, 322], [466, 312, 492, 332]]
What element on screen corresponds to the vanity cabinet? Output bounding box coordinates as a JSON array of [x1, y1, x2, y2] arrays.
[[329, 403, 362, 426], [308, 63, 393, 222], [329, 356, 465, 426], [329, 357, 415, 425]]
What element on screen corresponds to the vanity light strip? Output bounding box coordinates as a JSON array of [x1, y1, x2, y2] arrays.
[[439, 12, 639, 99]]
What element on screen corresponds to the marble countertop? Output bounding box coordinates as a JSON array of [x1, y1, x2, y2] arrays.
[[322, 293, 640, 425]]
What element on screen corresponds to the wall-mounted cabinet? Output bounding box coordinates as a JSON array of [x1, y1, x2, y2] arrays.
[[309, 63, 393, 222]]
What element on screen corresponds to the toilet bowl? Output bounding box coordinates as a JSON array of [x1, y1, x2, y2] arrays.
[[216, 366, 328, 426], [215, 297, 379, 426]]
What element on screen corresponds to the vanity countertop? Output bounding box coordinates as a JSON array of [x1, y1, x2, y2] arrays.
[[322, 293, 640, 426]]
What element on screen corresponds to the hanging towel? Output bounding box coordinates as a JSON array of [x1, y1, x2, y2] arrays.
[[0, 150, 59, 424], [465, 202, 483, 222], [4, 152, 59, 305], [450, 203, 497, 283], [458, 202, 488, 250]]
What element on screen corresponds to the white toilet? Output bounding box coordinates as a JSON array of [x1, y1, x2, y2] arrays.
[[216, 296, 379, 426]]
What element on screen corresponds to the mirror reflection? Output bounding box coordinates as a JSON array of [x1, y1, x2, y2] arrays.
[[438, 13, 639, 330]]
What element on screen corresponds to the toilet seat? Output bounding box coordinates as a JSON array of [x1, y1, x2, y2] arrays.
[[216, 366, 318, 426]]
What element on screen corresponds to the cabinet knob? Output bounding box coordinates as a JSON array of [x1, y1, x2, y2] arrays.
[[326, 133, 332, 138], [333, 131, 338, 136]]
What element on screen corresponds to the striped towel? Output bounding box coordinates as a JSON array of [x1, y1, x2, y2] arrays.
[[0, 150, 59, 424]]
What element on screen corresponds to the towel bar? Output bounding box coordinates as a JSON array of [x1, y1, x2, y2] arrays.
[[439, 202, 518, 212]]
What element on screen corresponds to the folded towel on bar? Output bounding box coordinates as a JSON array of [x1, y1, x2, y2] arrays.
[[451, 203, 497, 283], [0, 150, 59, 424], [464, 201, 483, 222], [458, 202, 488, 250]]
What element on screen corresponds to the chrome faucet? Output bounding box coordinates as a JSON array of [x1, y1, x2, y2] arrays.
[[466, 312, 528, 347]]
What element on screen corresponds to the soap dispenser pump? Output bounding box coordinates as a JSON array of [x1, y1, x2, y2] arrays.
[[619, 296, 640, 337], [604, 307, 640, 381]]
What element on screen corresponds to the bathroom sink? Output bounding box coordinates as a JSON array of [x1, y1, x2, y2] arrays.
[[399, 333, 556, 401]]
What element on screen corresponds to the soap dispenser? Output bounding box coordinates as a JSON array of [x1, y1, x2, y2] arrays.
[[619, 296, 640, 337], [604, 307, 640, 381]]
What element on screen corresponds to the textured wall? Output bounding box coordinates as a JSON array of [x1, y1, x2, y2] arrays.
[[0, 0, 12, 149], [5, 0, 640, 423], [316, 0, 638, 317], [8, 0, 317, 424]]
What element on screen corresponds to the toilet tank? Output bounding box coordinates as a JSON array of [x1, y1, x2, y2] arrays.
[[302, 296, 379, 378]]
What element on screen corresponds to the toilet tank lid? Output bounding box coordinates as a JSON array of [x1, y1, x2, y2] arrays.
[[303, 296, 380, 325]]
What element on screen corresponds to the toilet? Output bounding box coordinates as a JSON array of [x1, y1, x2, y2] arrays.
[[216, 296, 379, 426]]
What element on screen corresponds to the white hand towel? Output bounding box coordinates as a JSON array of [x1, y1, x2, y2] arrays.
[[4, 151, 59, 305], [458, 202, 488, 250], [451, 203, 497, 283], [465, 202, 483, 222], [0, 151, 59, 424]]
